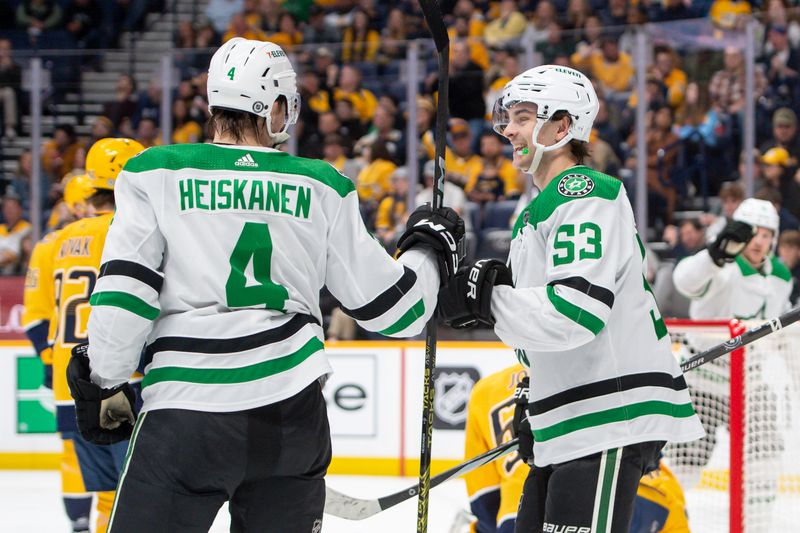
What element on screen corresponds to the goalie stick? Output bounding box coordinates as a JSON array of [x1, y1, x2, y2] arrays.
[[416, 1, 449, 532], [325, 307, 800, 521]]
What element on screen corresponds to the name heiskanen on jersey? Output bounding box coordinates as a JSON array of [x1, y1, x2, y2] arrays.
[[178, 177, 312, 219]]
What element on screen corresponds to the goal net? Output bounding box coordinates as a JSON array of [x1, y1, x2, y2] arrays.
[[662, 319, 800, 533]]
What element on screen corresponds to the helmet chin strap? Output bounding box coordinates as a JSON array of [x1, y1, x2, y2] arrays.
[[519, 117, 575, 174]]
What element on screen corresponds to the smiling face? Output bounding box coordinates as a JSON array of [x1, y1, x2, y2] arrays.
[[501, 102, 538, 169]]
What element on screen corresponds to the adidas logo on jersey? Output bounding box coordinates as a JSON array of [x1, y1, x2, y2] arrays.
[[234, 153, 258, 167]]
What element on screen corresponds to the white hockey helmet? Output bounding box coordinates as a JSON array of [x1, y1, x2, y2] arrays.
[[492, 65, 599, 173], [733, 198, 780, 250], [207, 38, 300, 140]]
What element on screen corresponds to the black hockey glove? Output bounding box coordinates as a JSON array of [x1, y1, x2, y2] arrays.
[[396, 205, 465, 284], [707, 220, 756, 267], [66, 343, 137, 445], [512, 376, 534, 465], [438, 259, 513, 329]]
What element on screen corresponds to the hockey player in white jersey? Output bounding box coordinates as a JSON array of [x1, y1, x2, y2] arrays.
[[64, 38, 464, 532], [438, 65, 704, 533], [672, 198, 791, 533]]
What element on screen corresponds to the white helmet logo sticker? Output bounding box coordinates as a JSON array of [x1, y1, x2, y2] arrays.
[[252, 101, 265, 113], [558, 174, 594, 197]]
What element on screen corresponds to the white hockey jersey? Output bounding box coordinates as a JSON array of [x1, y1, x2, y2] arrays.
[[87, 143, 439, 413], [490, 166, 704, 467], [672, 249, 792, 320]]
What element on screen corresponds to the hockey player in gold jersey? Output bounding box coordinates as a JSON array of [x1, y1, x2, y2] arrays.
[[22, 173, 97, 533], [464, 364, 690, 533], [49, 138, 144, 533]]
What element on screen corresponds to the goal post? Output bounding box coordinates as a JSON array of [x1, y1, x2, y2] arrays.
[[663, 318, 800, 533]]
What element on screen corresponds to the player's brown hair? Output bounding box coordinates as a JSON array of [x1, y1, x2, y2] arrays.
[[551, 110, 590, 165]]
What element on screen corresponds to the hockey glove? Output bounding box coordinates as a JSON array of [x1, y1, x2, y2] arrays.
[[511, 376, 534, 465], [66, 343, 137, 445], [707, 220, 756, 267], [438, 259, 513, 329], [396, 205, 465, 284]]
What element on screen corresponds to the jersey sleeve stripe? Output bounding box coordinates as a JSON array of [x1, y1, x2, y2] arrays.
[[99, 260, 164, 293], [141, 336, 323, 388], [378, 298, 425, 336], [90, 291, 160, 321], [143, 313, 318, 364], [532, 401, 697, 442], [342, 266, 417, 321], [530, 372, 688, 416], [545, 285, 604, 335], [548, 276, 614, 309]]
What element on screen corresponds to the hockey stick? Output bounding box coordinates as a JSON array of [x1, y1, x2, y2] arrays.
[[325, 438, 519, 520], [416, 1, 449, 532], [325, 308, 800, 520], [680, 306, 800, 372]]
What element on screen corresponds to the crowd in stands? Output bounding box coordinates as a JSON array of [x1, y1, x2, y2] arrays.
[[2, 0, 800, 338]]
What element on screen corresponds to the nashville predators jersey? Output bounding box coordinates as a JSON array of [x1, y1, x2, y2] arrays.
[[464, 364, 529, 533], [22, 230, 61, 364], [630, 463, 689, 533]]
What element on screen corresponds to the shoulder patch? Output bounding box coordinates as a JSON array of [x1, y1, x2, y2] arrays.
[[557, 173, 595, 198]]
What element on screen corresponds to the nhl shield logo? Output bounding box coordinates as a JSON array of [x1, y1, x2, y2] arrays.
[[557, 174, 594, 198], [433, 367, 480, 429]]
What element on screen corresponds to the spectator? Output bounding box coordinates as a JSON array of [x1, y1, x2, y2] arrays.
[[375, 166, 410, 251], [354, 104, 404, 163], [42, 125, 83, 181], [379, 8, 408, 63], [416, 159, 467, 216], [760, 107, 800, 168], [415, 95, 436, 167], [449, 15, 489, 71], [664, 218, 707, 262], [444, 118, 482, 190], [63, 0, 104, 49], [266, 12, 302, 49], [535, 20, 572, 65], [301, 110, 354, 159], [625, 105, 680, 225], [777, 229, 800, 303], [0, 39, 21, 139], [102, 73, 137, 132], [599, 0, 627, 26], [523, 0, 557, 46], [205, 0, 243, 35], [652, 45, 688, 110], [763, 0, 800, 50], [15, 0, 63, 32], [574, 14, 604, 52], [341, 8, 379, 63], [257, 0, 281, 34], [135, 117, 160, 148], [223, 12, 266, 42], [709, 0, 751, 30], [333, 98, 366, 142], [593, 96, 622, 159], [571, 34, 634, 95], [175, 20, 196, 48], [8, 150, 52, 218], [333, 64, 378, 124], [755, 186, 800, 234], [677, 82, 725, 148], [452, 0, 486, 38], [709, 47, 767, 116], [171, 99, 202, 144], [355, 140, 396, 224], [648, 0, 696, 22], [467, 131, 519, 203], [302, 5, 339, 46], [484, 54, 519, 122], [86, 116, 114, 152], [322, 134, 361, 181], [483, 0, 526, 47], [242, 0, 261, 27], [132, 78, 162, 129], [703, 181, 745, 241], [312, 47, 337, 92], [0, 191, 32, 275], [587, 128, 622, 175], [761, 24, 800, 110], [434, 40, 485, 139], [565, 0, 593, 30]]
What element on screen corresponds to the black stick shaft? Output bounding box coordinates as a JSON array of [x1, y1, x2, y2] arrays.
[[416, 1, 449, 532]]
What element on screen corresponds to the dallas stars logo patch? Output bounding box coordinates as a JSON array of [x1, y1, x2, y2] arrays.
[[557, 174, 594, 197]]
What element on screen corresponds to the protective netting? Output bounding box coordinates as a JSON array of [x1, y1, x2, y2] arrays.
[[662, 320, 800, 533]]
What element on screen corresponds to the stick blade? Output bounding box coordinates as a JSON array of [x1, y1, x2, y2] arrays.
[[324, 486, 382, 520]]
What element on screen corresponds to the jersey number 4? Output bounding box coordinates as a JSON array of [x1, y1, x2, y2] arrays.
[[226, 222, 288, 311]]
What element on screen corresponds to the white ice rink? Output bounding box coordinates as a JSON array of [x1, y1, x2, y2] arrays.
[[5, 470, 800, 532]]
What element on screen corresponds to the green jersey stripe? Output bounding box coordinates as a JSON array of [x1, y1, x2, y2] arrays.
[[595, 447, 620, 533], [546, 285, 604, 335], [533, 400, 697, 442], [90, 291, 159, 320], [141, 336, 324, 388], [379, 298, 425, 336], [123, 144, 355, 198]]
